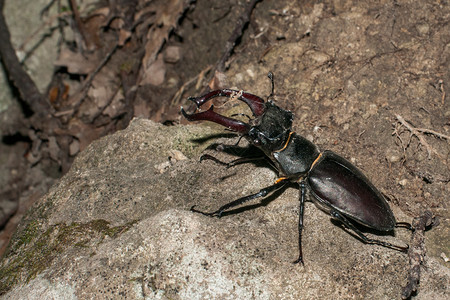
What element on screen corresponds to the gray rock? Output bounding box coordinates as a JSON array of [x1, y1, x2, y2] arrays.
[[0, 119, 448, 299]]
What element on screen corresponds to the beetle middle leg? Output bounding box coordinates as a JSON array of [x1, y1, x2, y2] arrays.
[[191, 178, 289, 217], [293, 181, 307, 265], [330, 210, 409, 252]]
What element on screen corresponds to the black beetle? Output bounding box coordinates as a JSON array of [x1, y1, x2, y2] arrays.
[[181, 73, 409, 264]]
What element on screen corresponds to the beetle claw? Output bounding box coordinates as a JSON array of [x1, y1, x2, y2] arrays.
[[396, 222, 413, 231], [292, 257, 304, 265], [190, 205, 222, 218]]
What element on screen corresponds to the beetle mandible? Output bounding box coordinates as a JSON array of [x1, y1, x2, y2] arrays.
[[181, 72, 409, 264]]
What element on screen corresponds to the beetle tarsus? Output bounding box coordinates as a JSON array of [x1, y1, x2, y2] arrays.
[[199, 154, 229, 166], [396, 222, 413, 231], [292, 256, 304, 265], [191, 180, 289, 221], [190, 205, 222, 217], [330, 210, 409, 252]]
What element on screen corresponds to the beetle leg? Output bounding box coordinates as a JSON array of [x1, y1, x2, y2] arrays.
[[396, 222, 413, 231], [200, 154, 266, 168], [267, 72, 275, 99], [330, 210, 409, 252], [293, 180, 307, 265], [199, 154, 230, 166], [191, 179, 289, 217]]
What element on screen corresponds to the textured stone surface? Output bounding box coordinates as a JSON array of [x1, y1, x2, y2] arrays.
[[0, 0, 449, 298], [0, 119, 448, 299]]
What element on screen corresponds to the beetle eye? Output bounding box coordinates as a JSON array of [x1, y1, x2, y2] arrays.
[[253, 138, 262, 146]]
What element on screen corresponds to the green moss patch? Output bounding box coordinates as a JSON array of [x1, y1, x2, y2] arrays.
[[0, 219, 136, 295]]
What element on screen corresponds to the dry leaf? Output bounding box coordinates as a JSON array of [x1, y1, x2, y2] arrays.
[[118, 28, 132, 46], [163, 46, 181, 63], [69, 139, 80, 156], [141, 0, 190, 70], [63, 119, 107, 151], [103, 89, 126, 119], [47, 136, 60, 163], [54, 45, 97, 75], [140, 54, 166, 86], [208, 71, 227, 90]]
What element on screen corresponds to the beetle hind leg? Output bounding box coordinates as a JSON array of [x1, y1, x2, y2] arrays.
[[190, 179, 289, 218], [396, 222, 413, 231], [190, 205, 220, 217], [330, 210, 409, 253], [292, 181, 307, 265]]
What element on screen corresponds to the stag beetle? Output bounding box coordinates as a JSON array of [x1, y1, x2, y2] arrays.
[[181, 73, 409, 264]]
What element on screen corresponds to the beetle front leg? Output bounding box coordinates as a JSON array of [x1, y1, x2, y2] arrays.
[[200, 137, 267, 168], [330, 210, 409, 252], [191, 179, 289, 217], [200, 154, 266, 168]]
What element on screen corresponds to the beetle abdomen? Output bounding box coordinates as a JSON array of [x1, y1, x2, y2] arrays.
[[307, 151, 396, 231]]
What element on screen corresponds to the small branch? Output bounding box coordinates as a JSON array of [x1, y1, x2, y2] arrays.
[[394, 114, 449, 160], [415, 127, 450, 140], [68, 43, 119, 117], [200, 0, 261, 94], [171, 65, 212, 105], [17, 11, 71, 54], [40, 0, 58, 17], [438, 79, 445, 105], [215, 0, 261, 72], [68, 0, 94, 51], [0, 0, 52, 115], [402, 211, 438, 299]]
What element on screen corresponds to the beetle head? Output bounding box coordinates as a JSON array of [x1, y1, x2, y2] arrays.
[[247, 101, 293, 152], [181, 89, 293, 153]]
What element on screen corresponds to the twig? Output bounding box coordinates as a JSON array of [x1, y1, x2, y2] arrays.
[[201, 0, 261, 94], [394, 114, 448, 160], [120, 48, 146, 126], [171, 65, 212, 105], [216, 0, 261, 72], [415, 127, 450, 140], [68, 43, 119, 116], [17, 11, 71, 54], [88, 85, 121, 122], [40, 0, 58, 17], [68, 0, 94, 51], [402, 211, 438, 299], [67, 10, 147, 118], [0, 0, 52, 115], [438, 79, 445, 105]]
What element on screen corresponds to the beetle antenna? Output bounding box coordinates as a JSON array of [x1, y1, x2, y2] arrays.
[[267, 71, 274, 100]]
